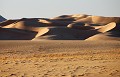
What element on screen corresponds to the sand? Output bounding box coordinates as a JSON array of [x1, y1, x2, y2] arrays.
[[0, 14, 120, 41], [0, 14, 120, 77], [0, 40, 120, 77]]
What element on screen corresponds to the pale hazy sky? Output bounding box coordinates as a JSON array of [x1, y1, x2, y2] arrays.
[[0, 0, 120, 19]]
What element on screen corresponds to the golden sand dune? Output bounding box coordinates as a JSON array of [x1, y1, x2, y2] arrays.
[[86, 22, 120, 41], [97, 22, 116, 33], [0, 14, 120, 40], [3, 19, 49, 28], [71, 15, 120, 26], [67, 22, 116, 32], [34, 28, 49, 38], [74, 16, 92, 24], [92, 16, 120, 25], [86, 31, 120, 41]]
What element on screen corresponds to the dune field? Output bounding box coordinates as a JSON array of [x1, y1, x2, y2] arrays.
[[0, 14, 120, 77], [0, 14, 120, 40]]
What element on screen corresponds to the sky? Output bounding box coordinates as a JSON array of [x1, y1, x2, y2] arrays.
[[0, 0, 120, 19]]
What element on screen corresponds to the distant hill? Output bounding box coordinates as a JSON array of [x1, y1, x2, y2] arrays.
[[0, 15, 6, 22]]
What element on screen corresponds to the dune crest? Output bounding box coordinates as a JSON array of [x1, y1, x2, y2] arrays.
[[86, 32, 120, 41], [34, 28, 49, 38], [97, 22, 116, 33], [92, 16, 120, 25]]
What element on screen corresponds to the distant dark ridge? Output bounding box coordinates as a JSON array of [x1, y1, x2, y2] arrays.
[[0, 15, 6, 22]]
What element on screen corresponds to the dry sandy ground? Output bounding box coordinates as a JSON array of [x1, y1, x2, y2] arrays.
[[0, 40, 120, 77]]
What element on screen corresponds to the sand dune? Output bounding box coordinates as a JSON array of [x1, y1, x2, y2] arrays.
[[86, 31, 120, 41], [0, 20, 18, 27], [32, 27, 80, 40], [32, 27, 104, 40], [51, 14, 89, 21], [75, 15, 120, 24], [0, 14, 120, 40], [92, 16, 120, 25], [97, 22, 116, 33], [11, 19, 49, 27], [34, 28, 49, 38], [86, 22, 120, 41], [74, 16, 92, 24], [0, 28, 37, 40]]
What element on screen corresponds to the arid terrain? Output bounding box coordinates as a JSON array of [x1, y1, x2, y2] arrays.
[[0, 14, 120, 41], [0, 41, 120, 77], [0, 14, 120, 77]]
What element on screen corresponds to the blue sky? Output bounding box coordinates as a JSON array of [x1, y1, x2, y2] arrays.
[[0, 0, 120, 19]]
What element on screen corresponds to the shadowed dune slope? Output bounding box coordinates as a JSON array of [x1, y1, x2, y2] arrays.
[[32, 27, 101, 40], [0, 20, 18, 27], [0, 28, 37, 40]]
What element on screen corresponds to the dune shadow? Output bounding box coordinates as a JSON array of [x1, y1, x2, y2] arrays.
[[0, 28, 37, 40], [106, 31, 120, 37]]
